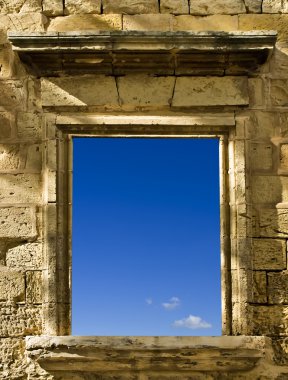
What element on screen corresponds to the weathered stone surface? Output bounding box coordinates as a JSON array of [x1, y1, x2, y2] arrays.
[[0, 145, 21, 170], [42, 0, 63, 15], [26, 144, 42, 171], [0, 80, 25, 110], [258, 208, 288, 237], [123, 14, 172, 31], [251, 176, 288, 204], [117, 75, 175, 107], [173, 15, 238, 30], [239, 14, 288, 43], [0, 0, 41, 13], [269, 47, 288, 78], [250, 143, 273, 171], [0, 174, 42, 204], [248, 305, 288, 335], [268, 272, 288, 304], [263, 0, 288, 14], [64, 0, 101, 14], [271, 79, 288, 107], [0, 338, 26, 378], [48, 14, 122, 31], [26, 271, 42, 304], [248, 78, 264, 108], [252, 271, 267, 303], [252, 239, 287, 270], [6, 242, 42, 270], [280, 144, 288, 169], [0, 304, 42, 336], [0, 13, 46, 33], [172, 77, 248, 106], [0, 266, 25, 302], [0, 207, 37, 239], [0, 46, 15, 79], [103, 0, 159, 14], [245, 111, 281, 139], [244, 0, 262, 13], [160, 0, 189, 14], [41, 76, 119, 107], [190, 0, 246, 15], [17, 112, 42, 140], [0, 113, 13, 140]]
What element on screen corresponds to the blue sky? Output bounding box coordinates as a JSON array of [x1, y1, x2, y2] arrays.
[[72, 138, 221, 336]]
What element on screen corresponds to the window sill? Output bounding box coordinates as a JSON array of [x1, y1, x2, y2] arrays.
[[26, 336, 269, 374]]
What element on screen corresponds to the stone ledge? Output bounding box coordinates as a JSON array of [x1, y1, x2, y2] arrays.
[[8, 31, 277, 76], [26, 336, 269, 373]]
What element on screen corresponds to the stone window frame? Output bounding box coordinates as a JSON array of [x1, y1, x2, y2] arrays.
[[42, 112, 250, 337]]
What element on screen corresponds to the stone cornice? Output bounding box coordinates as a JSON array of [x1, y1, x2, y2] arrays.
[[8, 31, 277, 76]]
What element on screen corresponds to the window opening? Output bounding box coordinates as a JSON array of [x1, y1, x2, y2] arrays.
[[72, 138, 221, 336]]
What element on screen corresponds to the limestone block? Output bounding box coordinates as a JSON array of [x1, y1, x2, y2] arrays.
[[245, 111, 280, 139], [41, 76, 119, 107], [0, 13, 46, 33], [26, 271, 42, 304], [160, 0, 189, 14], [0, 174, 42, 204], [0, 145, 21, 170], [252, 271, 267, 303], [0, 338, 26, 378], [173, 15, 238, 31], [280, 144, 288, 169], [0, 80, 25, 110], [248, 78, 264, 108], [48, 14, 122, 31], [0, 46, 15, 79], [42, 0, 63, 15], [248, 305, 288, 335], [239, 14, 288, 43], [252, 239, 286, 270], [172, 77, 248, 107], [244, 0, 262, 13], [263, 0, 288, 13], [117, 75, 175, 107], [103, 0, 159, 14], [17, 112, 42, 140], [250, 143, 273, 171], [0, 266, 25, 302], [0, 113, 13, 139], [268, 272, 288, 304], [0, 0, 41, 13], [252, 176, 288, 204], [190, 0, 246, 15], [0, 207, 37, 240], [26, 144, 42, 171], [123, 14, 173, 31], [64, 0, 101, 14], [269, 47, 288, 79], [271, 79, 288, 107], [258, 209, 288, 237], [0, 304, 42, 336], [6, 242, 42, 269]]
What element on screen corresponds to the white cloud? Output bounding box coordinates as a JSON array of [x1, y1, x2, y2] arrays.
[[162, 297, 180, 310], [172, 315, 212, 329], [146, 298, 153, 305]]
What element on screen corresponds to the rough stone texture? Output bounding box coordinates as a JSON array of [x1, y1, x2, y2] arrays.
[[160, 0, 189, 14], [0, 207, 37, 240], [0, 80, 25, 110], [172, 77, 248, 106], [251, 176, 288, 204], [0, 174, 42, 204], [244, 0, 262, 13], [252, 239, 287, 270], [0, 304, 42, 337], [280, 144, 288, 169], [173, 15, 239, 30], [0, 113, 13, 140], [190, 0, 246, 15], [271, 80, 288, 107], [17, 112, 42, 141], [123, 14, 173, 31], [48, 14, 122, 31], [0, 145, 21, 171], [0, 266, 25, 302], [252, 271, 267, 303], [248, 306, 288, 336], [268, 272, 288, 304], [42, 0, 63, 16], [117, 75, 175, 107], [263, 0, 288, 14], [258, 209, 288, 237], [0, 13, 46, 34], [250, 143, 273, 171], [26, 271, 42, 304], [0, 0, 41, 14], [103, 0, 159, 14], [6, 243, 42, 270], [239, 14, 288, 43], [41, 76, 119, 107], [0, 338, 26, 379], [64, 0, 101, 14]]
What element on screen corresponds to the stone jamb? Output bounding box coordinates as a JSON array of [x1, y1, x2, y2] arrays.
[[41, 112, 252, 337]]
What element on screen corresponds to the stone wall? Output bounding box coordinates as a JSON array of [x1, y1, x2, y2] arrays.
[[0, 0, 288, 379]]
